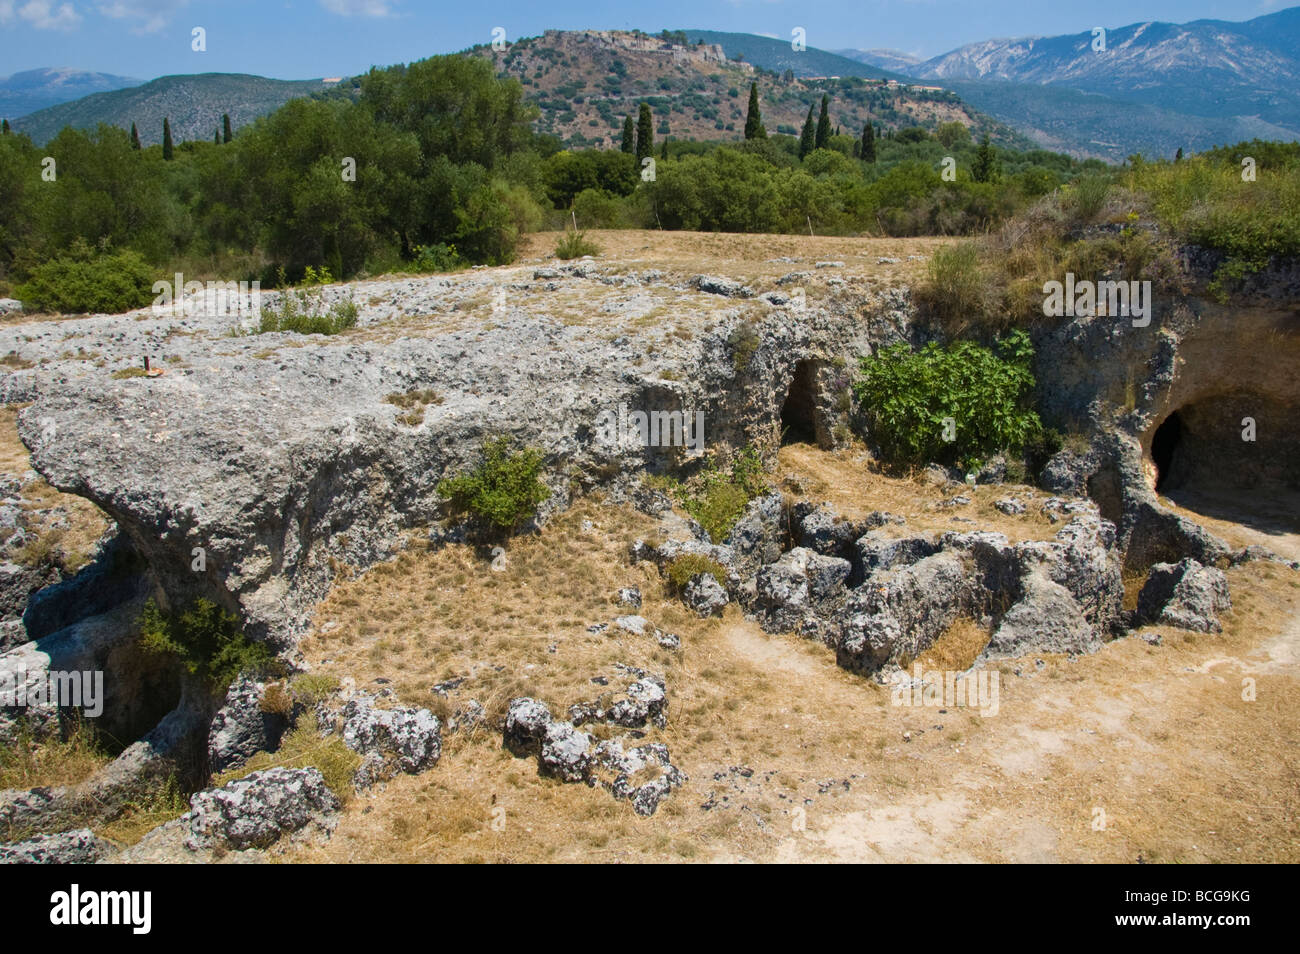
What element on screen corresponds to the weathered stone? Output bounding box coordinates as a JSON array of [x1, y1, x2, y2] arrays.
[[755, 547, 851, 631], [0, 828, 111, 864], [184, 767, 339, 851], [503, 697, 553, 756], [207, 675, 288, 774], [1136, 558, 1231, 633], [987, 571, 1099, 657], [683, 573, 729, 617], [340, 694, 441, 783]]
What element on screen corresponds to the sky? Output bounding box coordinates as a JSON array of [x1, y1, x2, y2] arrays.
[[0, 0, 1293, 80]]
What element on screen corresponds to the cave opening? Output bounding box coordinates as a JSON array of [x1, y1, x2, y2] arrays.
[[1151, 410, 1183, 492], [781, 361, 818, 445]]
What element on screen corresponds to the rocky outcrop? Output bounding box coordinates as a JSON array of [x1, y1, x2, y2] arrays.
[[183, 766, 339, 851], [207, 675, 288, 774], [0, 828, 113, 864], [1136, 558, 1232, 632], [336, 693, 442, 788]]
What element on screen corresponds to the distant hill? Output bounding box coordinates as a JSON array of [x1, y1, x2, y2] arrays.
[[0, 67, 141, 120], [13, 73, 333, 145], [681, 29, 904, 80], [466, 29, 1028, 148], [833, 49, 923, 74]]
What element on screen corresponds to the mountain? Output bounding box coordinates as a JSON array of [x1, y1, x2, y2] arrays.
[[682, 29, 904, 80], [0, 67, 141, 120], [833, 49, 924, 74], [13, 73, 334, 145], [912, 7, 1300, 132]]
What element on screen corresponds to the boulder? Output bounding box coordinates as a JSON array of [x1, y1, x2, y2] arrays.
[[755, 547, 851, 632], [987, 571, 1099, 657], [0, 828, 111, 864], [1136, 559, 1231, 633], [683, 573, 729, 617], [591, 738, 686, 816], [340, 694, 441, 785], [503, 697, 553, 756], [539, 721, 595, 782], [207, 675, 288, 774], [184, 767, 340, 851]]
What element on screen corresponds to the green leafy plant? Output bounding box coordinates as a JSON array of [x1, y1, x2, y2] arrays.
[[137, 597, 281, 692], [409, 243, 465, 273], [15, 242, 154, 315], [853, 330, 1043, 471], [555, 229, 601, 260], [681, 447, 768, 543], [259, 273, 358, 336], [438, 436, 551, 534]]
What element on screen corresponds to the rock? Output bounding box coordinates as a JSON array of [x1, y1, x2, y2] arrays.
[[503, 697, 553, 756], [690, 275, 753, 298], [184, 767, 340, 851], [976, 456, 1007, 484], [1014, 516, 1123, 635], [207, 675, 288, 774], [616, 586, 642, 609], [854, 531, 938, 572], [591, 738, 686, 816], [756, 547, 851, 631], [0, 299, 21, 317], [987, 571, 1099, 657], [539, 720, 594, 782], [775, 271, 808, 285], [0, 828, 111, 864], [836, 552, 968, 672], [1136, 558, 1231, 633], [683, 573, 729, 617], [798, 504, 864, 560], [724, 492, 785, 573], [994, 497, 1026, 516], [340, 694, 441, 784], [657, 631, 681, 650], [450, 699, 485, 732], [614, 615, 650, 636], [814, 261, 845, 269]]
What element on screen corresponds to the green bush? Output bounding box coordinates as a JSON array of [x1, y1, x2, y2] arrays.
[[555, 229, 601, 259], [259, 281, 358, 336], [728, 321, 760, 373], [682, 447, 768, 543], [409, 243, 465, 273], [666, 553, 728, 592], [137, 597, 281, 692], [438, 436, 551, 534], [853, 330, 1043, 471], [15, 243, 154, 314]]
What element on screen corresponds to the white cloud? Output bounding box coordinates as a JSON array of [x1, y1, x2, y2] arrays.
[[96, 0, 189, 33], [0, 0, 84, 29], [318, 0, 396, 16]]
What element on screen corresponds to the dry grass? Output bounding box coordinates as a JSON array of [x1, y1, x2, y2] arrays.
[[0, 718, 109, 791], [0, 404, 112, 573], [914, 618, 992, 673], [282, 446, 1300, 863]]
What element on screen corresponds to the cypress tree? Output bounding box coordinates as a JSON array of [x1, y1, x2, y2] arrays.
[[130, 122, 141, 149], [744, 82, 766, 139], [635, 102, 653, 161], [1, 119, 9, 135], [973, 134, 997, 183], [621, 115, 634, 154], [661, 139, 668, 159], [798, 104, 816, 159], [214, 128, 221, 144], [814, 94, 830, 149], [860, 122, 876, 163], [162, 117, 174, 161], [222, 113, 232, 144]]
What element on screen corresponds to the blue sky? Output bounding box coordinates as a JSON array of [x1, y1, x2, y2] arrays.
[[0, 0, 1293, 80]]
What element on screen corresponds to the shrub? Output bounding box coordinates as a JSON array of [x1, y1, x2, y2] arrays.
[[290, 673, 340, 707], [914, 242, 991, 335], [728, 321, 760, 373], [15, 244, 154, 314], [137, 597, 281, 692], [853, 330, 1043, 471], [682, 447, 768, 543], [259, 283, 358, 335], [213, 712, 360, 803], [666, 553, 728, 592], [409, 243, 464, 273], [555, 230, 601, 260], [438, 436, 551, 534]]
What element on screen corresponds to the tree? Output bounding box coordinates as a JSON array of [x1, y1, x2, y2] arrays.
[[130, 122, 141, 150], [635, 102, 653, 161], [860, 122, 876, 163], [1, 119, 9, 135], [972, 133, 998, 183], [744, 82, 766, 140], [815, 94, 831, 150], [935, 121, 970, 149], [1175, 147, 1184, 162], [661, 139, 668, 159], [798, 104, 816, 159], [222, 113, 232, 144], [162, 117, 174, 160], [620, 115, 634, 154]]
